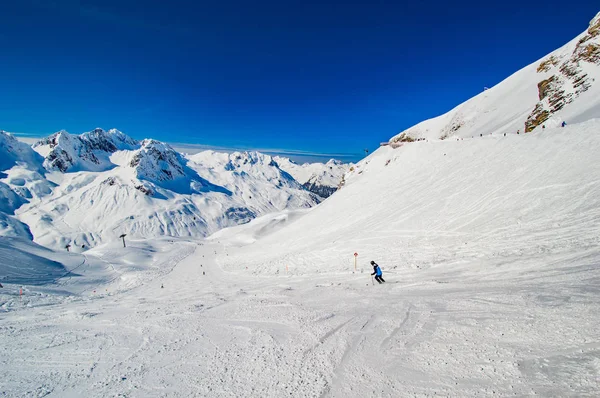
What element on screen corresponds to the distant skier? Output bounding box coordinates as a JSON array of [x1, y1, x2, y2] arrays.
[[370, 261, 385, 284], [562, 121, 567, 127]]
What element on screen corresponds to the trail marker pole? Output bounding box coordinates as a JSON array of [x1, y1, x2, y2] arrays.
[[20, 287, 23, 302], [353, 252, 358, 272]]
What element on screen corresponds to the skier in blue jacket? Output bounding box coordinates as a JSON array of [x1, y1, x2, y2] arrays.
[[371, 261, 385, 284]]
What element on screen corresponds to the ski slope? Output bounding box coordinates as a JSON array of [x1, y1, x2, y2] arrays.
[[1, 120, 599, 397], [221, 120, 600, 276]]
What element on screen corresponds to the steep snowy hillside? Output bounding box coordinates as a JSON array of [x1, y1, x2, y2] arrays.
[[220, 120, 600, 275], [0, 130, 43, 172], [390, 13, 600, 143], [274, 157, 350, 198]]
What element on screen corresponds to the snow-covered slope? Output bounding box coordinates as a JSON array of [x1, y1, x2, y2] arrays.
[[0, 131, 50, 238], [0, 130, 43, 172], [221, 120, 600, 274], [390, 13, 600, 143], [274, 157, 350, 198]]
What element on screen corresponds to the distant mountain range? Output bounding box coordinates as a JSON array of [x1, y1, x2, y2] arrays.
[[0, 128, 349, 251]]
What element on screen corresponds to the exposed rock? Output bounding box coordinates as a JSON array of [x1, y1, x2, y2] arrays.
[[537, 76, 556, 100], [102, 177, 117, 186], [392, 133, 415, 143], [579, 43, 600, 63], [588, 12, 600, 37], [225, 207, 256, 224], [302, 181, 337, 199], [134, 182, 154, 196], [525, 104, 550, 132], [525, 12, 600, 133], [537, 56, 559, 73]]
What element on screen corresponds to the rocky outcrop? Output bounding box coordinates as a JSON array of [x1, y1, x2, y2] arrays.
[[526, 13, 600, 132], [302, 180, 337, 198], [391, 133, 415, 143], [536, 56, 559, 73]]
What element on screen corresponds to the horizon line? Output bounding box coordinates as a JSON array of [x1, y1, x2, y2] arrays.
[[11, 132, 361, 164]]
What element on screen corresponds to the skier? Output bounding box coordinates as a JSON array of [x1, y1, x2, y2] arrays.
[[562, 121, 567, 127], [370, 261, 385, 284]]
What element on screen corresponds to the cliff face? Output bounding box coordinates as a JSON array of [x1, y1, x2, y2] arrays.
[[525, 13, 600, 132]]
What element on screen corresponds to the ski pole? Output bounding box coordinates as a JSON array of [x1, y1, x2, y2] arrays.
[[371, 276, 374, 286]]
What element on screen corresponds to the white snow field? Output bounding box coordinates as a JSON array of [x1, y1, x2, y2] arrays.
[[1, 119, 599, 397]]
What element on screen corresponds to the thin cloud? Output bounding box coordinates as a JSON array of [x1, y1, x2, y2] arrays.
[[170, 142, 360, 163]]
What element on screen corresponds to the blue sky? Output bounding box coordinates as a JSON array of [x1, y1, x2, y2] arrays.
[[1, 1, 598, 162]]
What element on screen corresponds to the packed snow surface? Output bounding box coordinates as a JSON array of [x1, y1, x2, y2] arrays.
[[1, 120, 599, 397]]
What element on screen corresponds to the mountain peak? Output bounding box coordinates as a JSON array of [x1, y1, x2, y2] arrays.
[[130, 139, 186, 182], [33, 128, 138, 172]]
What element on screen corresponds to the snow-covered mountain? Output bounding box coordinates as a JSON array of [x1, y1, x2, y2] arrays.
[[273, 157, 350, 198], [0, 129, 320, 250], [33, 128, 138, 172], [390, 12, 600, 143]]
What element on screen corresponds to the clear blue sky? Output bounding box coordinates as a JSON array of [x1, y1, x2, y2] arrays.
[[1, 1, 598, 162]]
